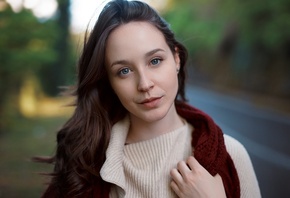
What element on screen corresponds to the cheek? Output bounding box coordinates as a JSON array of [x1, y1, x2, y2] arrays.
[[161, 68, 179, 88], [163, 71, 179, 98]]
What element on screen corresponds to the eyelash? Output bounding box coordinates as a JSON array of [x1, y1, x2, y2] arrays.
[[116, 57, 163, 77], [117, 67, 131, 76], [150, 58, 163, 66]]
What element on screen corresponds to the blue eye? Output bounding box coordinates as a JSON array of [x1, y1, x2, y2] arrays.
[[150, 58, 162, 66], [118, 68, 131, 76]]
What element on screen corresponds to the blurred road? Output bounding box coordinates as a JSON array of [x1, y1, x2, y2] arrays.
[[186, 85, 290, 198]]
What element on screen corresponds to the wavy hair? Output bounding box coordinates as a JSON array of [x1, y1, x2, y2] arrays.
[[38, 0, 188, 196]]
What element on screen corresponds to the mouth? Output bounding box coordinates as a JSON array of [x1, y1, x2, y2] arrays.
[[139, 96, 163, 108], [140, 96, 162, 104]]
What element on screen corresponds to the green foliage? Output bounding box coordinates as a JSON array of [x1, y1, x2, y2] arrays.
[[0, 7, 58, 75], [165, 0, 290, 52], [221, 0, 290, 49], [0, 5, 57, 131], [0, 1, 74, 131], [41, 0, 74, 96], [164, 0, 290, 97], [164, 1, 224, 54]]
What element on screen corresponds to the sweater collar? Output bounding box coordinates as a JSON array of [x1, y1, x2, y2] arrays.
[[100, 116, 130, 196], [99, 102, 240, 197]]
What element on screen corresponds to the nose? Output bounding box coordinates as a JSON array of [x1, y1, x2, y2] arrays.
[[137, 71, 154, 92]]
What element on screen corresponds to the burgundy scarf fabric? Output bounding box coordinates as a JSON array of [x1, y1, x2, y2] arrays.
[[42, 102, 240, 198], [176, 102, 240, 198]]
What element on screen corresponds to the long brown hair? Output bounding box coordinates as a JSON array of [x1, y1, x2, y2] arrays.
[[39, 0, 188, 196]]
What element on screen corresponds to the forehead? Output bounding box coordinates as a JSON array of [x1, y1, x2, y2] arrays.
[[105, 21, 168, 61], [108, 21, 164, 43]]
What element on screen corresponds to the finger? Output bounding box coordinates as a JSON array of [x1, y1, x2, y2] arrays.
[[186, 156, 204, 172], [214, 174, 223, 183], [177, 160, 191, 177], [170, 168, 183, 184], [170, 180, 181, 197]]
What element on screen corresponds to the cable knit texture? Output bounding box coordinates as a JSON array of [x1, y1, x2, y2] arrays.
[[100, 118, 192, 197], [123, 123, 192, 197], [224, 135, 261, 197], [41, 102, 249, 198]]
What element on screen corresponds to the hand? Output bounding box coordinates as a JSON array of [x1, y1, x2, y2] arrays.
[[170, 156, 226, 198]]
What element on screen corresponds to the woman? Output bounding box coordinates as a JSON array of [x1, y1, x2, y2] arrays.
[[39, 0, 261, 197]]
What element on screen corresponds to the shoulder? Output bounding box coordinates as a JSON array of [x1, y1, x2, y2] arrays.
[[223, 134, 253, 177], [223, 134, 247, 157], [223, 134, 252, 175], [223, 134, 261, 198]]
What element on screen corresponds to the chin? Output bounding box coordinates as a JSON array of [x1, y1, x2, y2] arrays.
[[137, 107, 171, 123]]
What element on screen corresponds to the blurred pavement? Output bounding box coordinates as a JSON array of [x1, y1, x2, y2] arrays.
[[186, 84, 290, 198]]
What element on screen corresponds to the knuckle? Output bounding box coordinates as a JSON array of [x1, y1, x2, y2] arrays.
[[195, 168, 205, 178], [170, 168, 176, 176], [177, 161, 184, 168], [188, 155, 194, 160], [187, 156, 194, 163]]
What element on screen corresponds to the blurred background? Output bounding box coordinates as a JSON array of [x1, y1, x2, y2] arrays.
[[0, 0, 289, 197]]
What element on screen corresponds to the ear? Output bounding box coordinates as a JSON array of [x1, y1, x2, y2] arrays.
[[174, 47, 180, 70]]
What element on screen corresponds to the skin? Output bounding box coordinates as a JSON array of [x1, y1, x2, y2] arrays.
[[170, 156, 227, 198], [105, 21, 183, 143], [105, 21, 226, 197]]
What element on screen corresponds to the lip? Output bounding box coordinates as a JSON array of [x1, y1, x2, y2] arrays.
[[139, 96, 163, 108], [140, 97, 161, 104]]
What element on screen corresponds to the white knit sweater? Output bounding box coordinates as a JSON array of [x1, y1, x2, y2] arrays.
[[100, 117, 261, 198]]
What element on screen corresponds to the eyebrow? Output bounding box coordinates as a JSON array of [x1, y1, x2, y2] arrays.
[[110, 48, 165, 68], [145, 48, 165, 57]]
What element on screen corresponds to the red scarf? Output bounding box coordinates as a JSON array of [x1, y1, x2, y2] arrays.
[[175, 102, 240, 197], [42, 102, 240, 197]]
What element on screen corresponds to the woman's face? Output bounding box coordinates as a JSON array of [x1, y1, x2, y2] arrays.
[[105, 21, 180, 123]]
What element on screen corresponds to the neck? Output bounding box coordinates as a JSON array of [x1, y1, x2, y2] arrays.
[[126, 105, 184, 144]]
